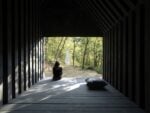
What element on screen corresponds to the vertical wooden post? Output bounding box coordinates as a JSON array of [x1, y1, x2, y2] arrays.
[[0, 0, 3, 105], [2, 0, 8, 104]]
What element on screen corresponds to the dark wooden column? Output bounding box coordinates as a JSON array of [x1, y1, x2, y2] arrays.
[[20, 0, 25, 93], [25, 0, 29, 90], [23, 0, 27, 91], [29, 0, 33, 86], [39, 38, 41, 79], [117, 22, 121, 91], [127, 15, 132, 98], [108, 32, 110, 83], [131, 10, 136, 101], [111, 28, 115, 86], [32, 1, 35, 84], [139, 4, 146, 109], [125, 17, 129, 97], [27, 0, 31, 88], [114, 25, 117, 88], [17, 0, 23, 94], [14, 0, 19, 97], [2, 0, 8, 104], [0, 0, 3, 105], [110, 29, 113, 85], [37, 38, 40, 81], [36, 39, 39, 82], [109, 30, 111, 84], [11, 0, 16, 99], [145, 0, 150, 112], [122, 17, 126, 95], [7, 0, 13, 101], [34, 1, 38, 83], [41, 38, 44, 79], [119, 20, 123, 92], [133, 6, 142, 106]]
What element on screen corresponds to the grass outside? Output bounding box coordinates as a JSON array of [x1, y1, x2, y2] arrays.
[[44, 65, 102, 78]]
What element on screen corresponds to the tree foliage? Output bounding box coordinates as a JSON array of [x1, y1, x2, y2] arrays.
[[45, 37, 103, 74]]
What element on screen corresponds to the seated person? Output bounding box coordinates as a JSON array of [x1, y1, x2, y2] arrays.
[[52, 61, 63, 81]]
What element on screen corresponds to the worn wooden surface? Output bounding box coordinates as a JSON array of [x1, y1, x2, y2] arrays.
[[0, 77, 145, 113]]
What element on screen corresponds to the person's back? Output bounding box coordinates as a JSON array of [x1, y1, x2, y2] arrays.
[[52, 61, 62, 80]]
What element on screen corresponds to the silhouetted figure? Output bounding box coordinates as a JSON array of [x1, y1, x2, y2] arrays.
[[52, 61, 63, 81]]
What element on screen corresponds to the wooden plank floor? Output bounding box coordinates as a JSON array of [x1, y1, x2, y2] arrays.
[[0, 77, 146, 113]]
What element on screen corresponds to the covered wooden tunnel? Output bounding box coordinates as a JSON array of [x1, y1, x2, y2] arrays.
[[0, 0, 150, 113]]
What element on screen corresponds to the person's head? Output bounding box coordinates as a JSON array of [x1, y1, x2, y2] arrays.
[[54, 61, 60, 67]]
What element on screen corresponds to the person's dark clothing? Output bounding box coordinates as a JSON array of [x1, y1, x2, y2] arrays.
[[52, 61, 62, 81]]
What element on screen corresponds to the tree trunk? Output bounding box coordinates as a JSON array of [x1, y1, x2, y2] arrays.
[[73, 40, 76, 66], [82, 38, 89, 69], [55, 38, 64, 60], [93, 40, 97, 67], [58, 37, 67, 58]]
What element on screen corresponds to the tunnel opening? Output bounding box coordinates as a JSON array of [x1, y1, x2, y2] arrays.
[[44, 37, 103, 79], [0, 0, 150, 112]]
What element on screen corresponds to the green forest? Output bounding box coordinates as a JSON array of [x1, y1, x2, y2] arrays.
[[44, 37, 103, 74]]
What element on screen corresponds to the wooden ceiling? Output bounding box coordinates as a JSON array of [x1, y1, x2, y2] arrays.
[[39, 0, 142, 36]]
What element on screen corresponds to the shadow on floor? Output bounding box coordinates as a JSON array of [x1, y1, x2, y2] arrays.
[[0, 77, 145, 113]]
